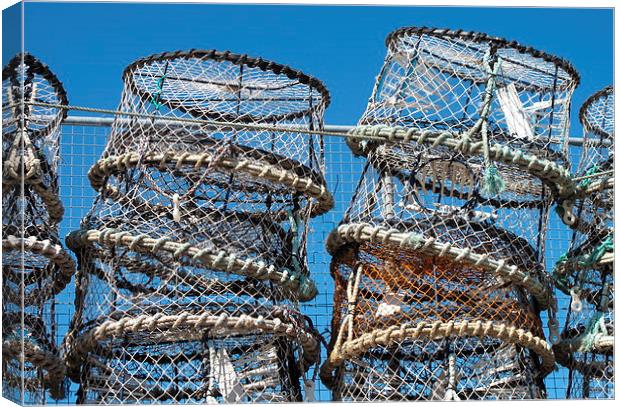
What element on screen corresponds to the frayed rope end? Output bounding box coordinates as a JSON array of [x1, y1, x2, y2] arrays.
[[482, 165, 505, 196]]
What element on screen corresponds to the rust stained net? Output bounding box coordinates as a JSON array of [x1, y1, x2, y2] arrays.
[[321, 27, 581, 401]]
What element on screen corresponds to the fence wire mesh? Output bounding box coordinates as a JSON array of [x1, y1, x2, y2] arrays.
[[22, 116, 587, 403]]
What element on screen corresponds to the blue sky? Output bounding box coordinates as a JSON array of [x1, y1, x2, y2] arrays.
[[2, 2, 614, 402], [5, 3, 613, 130]]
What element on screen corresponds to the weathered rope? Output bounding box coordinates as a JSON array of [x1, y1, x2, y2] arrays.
[[553, 332, 613, 355], [320, 319, 556, 388], [65, 311, 321, 382], [66, 228, 317, 301], [2, 171, 64, 222], [325, 223, 551, 309], [2, 235, 76, 301], [2, 340, 66, 400], [88, 151, 334, 217], [346, 125, 575, 197]]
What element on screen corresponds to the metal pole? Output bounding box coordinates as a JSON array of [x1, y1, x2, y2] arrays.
[[60, 115, 599, 147]]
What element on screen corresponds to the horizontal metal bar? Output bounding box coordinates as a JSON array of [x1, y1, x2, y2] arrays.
[[61, 115, 596, 146]]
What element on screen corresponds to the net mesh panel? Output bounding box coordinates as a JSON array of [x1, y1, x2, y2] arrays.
[[12, 112, 604, 404], [553, 86, 614, 399], [2, 54, 74, 403], [326, 243, 548, 401], [63, 50, 331, 404], [356, 27, 578, 166], [0, 48, 613, 405], [321, 27, 580, 401]]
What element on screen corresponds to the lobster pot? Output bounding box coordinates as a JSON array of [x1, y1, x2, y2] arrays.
[[351, 27, 579, 169], [2, 53, 68, 222], [346, 144, 555, 250], [2, 54, 73, 404], [96, 50, 332, 218], [553, 263, 613, 399], [76, 330, 312, 404], [560, 87, 614, 247], [64, 208, 321, 403], [320, 236, 553, 400], [551, 86, 614, 399]]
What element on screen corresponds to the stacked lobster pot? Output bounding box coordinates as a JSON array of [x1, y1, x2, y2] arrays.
[[320, 27, 580, 400], [553, 86, 614, 398], [2, 54, 75, 403], [64, 50, 332, 404]]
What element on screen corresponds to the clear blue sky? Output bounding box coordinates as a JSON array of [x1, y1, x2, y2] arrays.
[[2, 2, 614, 402], [5, 3, 614, 131]]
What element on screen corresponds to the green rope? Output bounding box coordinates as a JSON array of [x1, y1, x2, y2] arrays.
[[288, 209, 303, 275], [482, 165, 506, 196], [554, 234, 612, 270], [583, 234, 613, 266], [578, 311, 606, 352], [150, 75, 167, 110], [287, 209, 317, 300], [480, 50, 505, 196], [577, 165, 599, 189]]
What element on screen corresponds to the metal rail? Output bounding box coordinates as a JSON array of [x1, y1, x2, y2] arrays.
[[62, 115, 597, 146]]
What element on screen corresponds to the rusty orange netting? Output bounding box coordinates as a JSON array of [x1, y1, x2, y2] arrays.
[[321, 231, 553, 400]]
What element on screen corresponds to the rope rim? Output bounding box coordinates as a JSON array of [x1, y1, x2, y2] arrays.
[[346, 125, 574, 197], [326, 222, 551, 309], [64, 311, 321, 383], [66, 228, 318, 301], [320, 320, 556, 389], [579, 85, 614, 140], [2, 166, 64, 222], [2, 235, 76, 301], [123, 48, 330, 123], [88, 151, 334, 217]]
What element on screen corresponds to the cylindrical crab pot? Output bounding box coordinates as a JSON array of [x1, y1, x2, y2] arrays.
[[348, 27, 579, 199], [321, 225, 554, 400], [64, 50, 332, 403], [552, 86, 614, 399], [2, 53, 73, 404], [64, 202, 320, 403], [95, 49, 332, 219], [553, 257, 613, 399], [75, 328, 318, 404], [559, 86, 614, 241], [2, 53, 68, 222]]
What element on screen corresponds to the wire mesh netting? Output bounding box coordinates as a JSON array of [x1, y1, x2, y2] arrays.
[[1, 28, 614, 405], [1, 116, 602, 403]]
